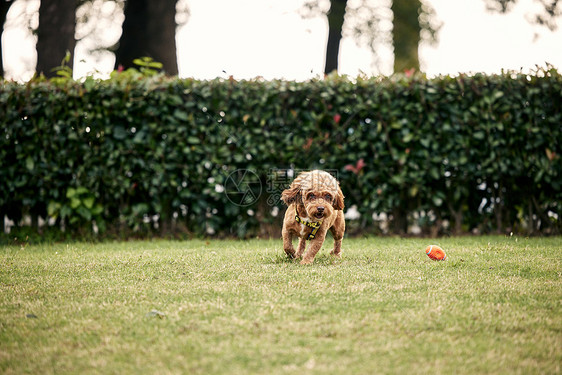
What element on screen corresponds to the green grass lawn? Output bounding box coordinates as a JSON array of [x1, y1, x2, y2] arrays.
[[1, 236, 561, 374]]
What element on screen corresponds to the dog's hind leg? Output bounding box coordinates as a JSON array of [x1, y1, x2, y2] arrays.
[[295, 237, 307, 259], [329, 215, 345, 258], [330, 236, 343, 258]]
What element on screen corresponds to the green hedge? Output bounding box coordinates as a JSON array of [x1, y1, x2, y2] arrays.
[[1, 67, 561, 239]]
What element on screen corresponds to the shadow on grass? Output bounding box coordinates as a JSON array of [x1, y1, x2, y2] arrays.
[[262, 252, 344, 266]]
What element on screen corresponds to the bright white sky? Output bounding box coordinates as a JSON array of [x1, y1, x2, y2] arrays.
[[2, 0, 562, 81]]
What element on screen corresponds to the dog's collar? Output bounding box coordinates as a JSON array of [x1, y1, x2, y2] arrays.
[[295, 214, 322, 240]]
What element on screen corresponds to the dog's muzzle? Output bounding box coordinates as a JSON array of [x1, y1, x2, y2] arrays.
[[314, 206, 325, 219]]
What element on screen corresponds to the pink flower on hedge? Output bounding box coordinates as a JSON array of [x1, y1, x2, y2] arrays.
[[344, 158, 365, 174], [334, 113, 341, 124]]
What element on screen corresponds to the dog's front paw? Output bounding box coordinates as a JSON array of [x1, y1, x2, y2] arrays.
[[284, 249, 296, 259], [329, 250, 341, 258], [300, 258, 314, 265]]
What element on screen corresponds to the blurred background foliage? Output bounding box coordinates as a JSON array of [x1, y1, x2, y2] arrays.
[[1, 66, 560, 241]]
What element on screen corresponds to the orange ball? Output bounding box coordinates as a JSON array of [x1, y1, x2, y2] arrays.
[[425, 245, 447, 261]]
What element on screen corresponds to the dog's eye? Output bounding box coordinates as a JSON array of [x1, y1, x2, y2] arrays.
[[308, 193, 316, 200], [324, 194, 332, 201]]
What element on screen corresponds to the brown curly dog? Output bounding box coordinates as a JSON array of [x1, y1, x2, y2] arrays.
[[281, 170, 345, 264]]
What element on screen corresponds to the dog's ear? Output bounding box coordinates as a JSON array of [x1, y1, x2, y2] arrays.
[[333, 186, 345, 210], [281, 186, 300, 206]]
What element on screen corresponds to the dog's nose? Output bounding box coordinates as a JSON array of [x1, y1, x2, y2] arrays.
[[317, 206, 325, 213]]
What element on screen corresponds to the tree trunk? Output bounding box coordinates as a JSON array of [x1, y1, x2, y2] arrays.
[[0, 0, 14, 77], [115, 0, 178, 75], [36, 0, 78, 77], [391, 0, 421, 73], [324, 0, 347, 75]]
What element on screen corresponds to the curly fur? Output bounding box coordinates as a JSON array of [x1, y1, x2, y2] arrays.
[[281, 170, 345, 264]]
